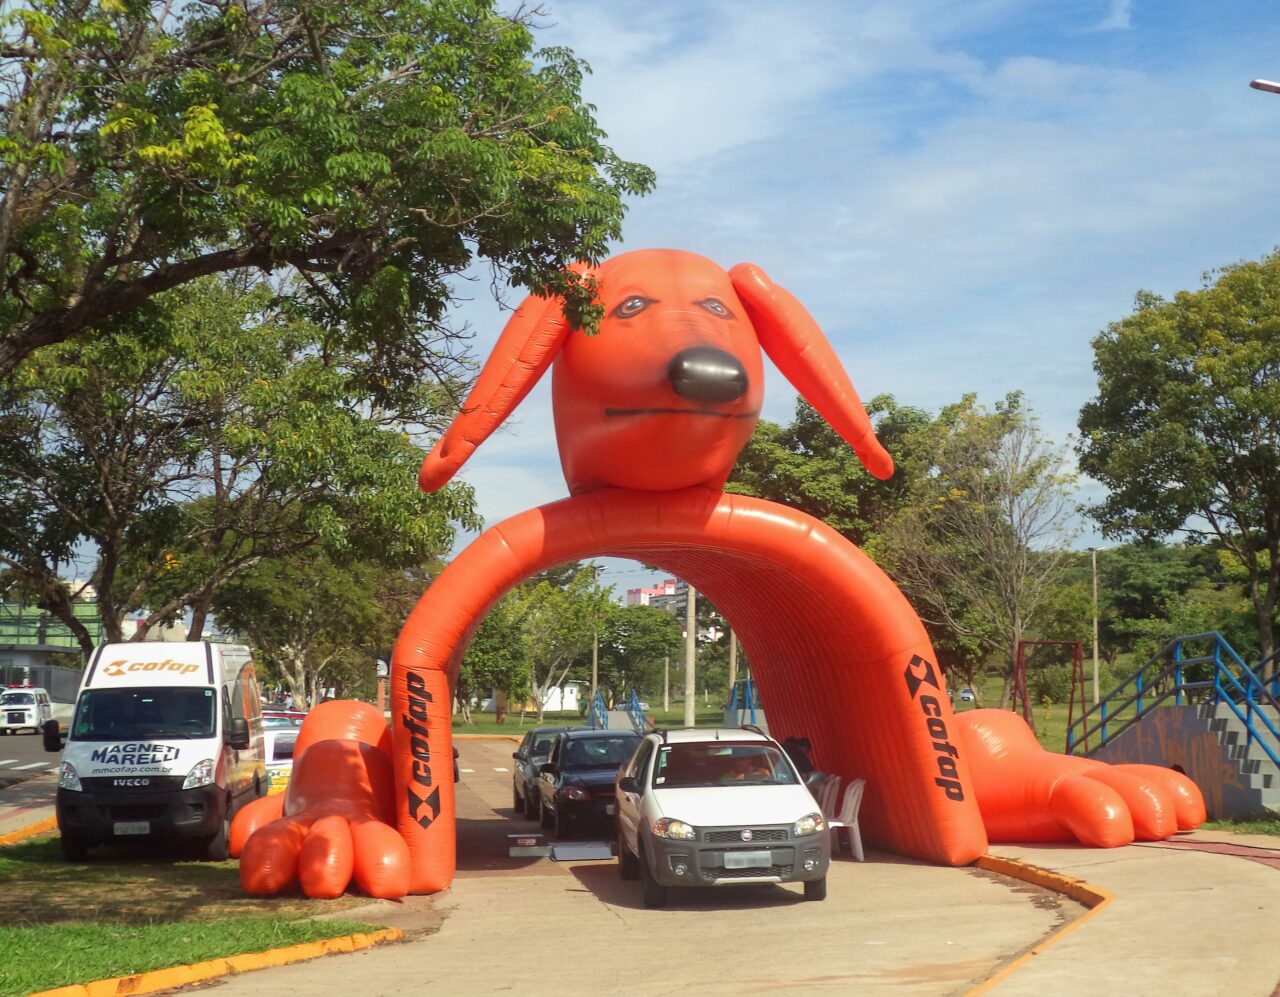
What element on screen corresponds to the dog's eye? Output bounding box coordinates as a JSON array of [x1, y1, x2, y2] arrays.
[[611, 295, 654, 319], [697, 298, 734, 320]]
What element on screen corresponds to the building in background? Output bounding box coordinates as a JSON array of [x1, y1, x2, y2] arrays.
[[626, 578, 677, 607]]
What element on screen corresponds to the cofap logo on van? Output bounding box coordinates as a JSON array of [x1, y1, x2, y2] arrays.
[[102, 658, 200, 678]]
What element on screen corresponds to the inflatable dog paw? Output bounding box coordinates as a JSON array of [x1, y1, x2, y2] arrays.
[[955, 709, 1206, 847], [232, 701, 409, 898]]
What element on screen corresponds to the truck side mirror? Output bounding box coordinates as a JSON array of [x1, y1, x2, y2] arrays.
[[227, 717, 251, 750], [42, 719, 65, 753], [618, 775, 639, 794]]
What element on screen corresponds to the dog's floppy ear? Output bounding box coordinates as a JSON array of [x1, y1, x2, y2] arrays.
[[729, 263, 894, 480], [419, 292, 572, 492]]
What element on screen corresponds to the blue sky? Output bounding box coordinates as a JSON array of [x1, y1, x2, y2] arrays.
[[449, 0, 1280, 597]]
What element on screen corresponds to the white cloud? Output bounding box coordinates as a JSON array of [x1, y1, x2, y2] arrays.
[[449, 1, 1280, 563]]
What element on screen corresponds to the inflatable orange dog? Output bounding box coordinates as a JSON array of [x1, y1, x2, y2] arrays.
[[237, 249, 1204, 898]]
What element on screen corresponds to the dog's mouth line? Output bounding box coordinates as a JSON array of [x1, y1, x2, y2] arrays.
[[604, 407, 759, 420]]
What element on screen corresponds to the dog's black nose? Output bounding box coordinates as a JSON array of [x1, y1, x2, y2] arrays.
[[668, 347, 748, 403]]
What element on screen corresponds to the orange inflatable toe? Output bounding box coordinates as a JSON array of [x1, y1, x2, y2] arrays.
[[956, 708, 1205, 847]]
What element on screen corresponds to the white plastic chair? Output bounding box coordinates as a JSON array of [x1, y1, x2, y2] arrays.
[[816, 773, 841, 821], [828, 778, 866, 861]]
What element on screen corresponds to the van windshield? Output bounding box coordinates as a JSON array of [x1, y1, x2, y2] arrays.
[[0, 692, 35, 706], [71, 687, 217, 741]]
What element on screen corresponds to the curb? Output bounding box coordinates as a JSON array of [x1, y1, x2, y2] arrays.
[[966, 855, 1114, 995], [0, 814, 56, 846], [28, 927, 405, 997]]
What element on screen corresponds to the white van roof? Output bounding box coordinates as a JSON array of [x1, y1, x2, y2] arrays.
[[85, 642, 224, 689]]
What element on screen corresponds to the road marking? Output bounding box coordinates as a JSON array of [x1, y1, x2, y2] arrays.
[[460, 768, 475, 773], [0, 759, 18, 766], [493, 767, 509, 773], [13, 761, 49, 770]]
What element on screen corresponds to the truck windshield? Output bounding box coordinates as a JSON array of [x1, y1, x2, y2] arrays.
[[71, 687, 217, 741]]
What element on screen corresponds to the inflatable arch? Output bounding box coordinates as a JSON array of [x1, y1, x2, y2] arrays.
[[391, 488, 988, 893], [233, 248, 1205, 899]]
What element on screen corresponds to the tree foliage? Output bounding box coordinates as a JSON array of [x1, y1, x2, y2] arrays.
[[456, 593, 528, 724], [870, 393, 1079, 707], [1079, 249, 1280, 664], [511, 562, 611, 722], [0, 0, 655, 376], [0, 274, 476, 651], [596, 603, 681, 705]]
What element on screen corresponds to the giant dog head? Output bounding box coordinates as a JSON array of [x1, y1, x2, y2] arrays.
[[419, 248, 893, 496]]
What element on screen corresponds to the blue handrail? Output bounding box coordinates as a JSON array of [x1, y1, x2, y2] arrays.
[[1066, 632, 1280, 770], [625, 690, 646, 732], [588, 691, 608, 729]]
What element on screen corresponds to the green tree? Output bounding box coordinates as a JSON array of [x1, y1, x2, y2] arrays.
[[0, 0, 654, 376], [1079, 250, 1280, 672], [874, 393, 1080, 711], [513, 563, 612, 722], [728, 395, 932, 546], [596, 604, 681, 706], [0, 275, 476, 652], [214, 552, 390, 708], [456, 594, 528, 725]]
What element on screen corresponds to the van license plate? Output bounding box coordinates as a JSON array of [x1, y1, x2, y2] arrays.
[[724, 850, 772, 869], [114, 821, 149, 836]]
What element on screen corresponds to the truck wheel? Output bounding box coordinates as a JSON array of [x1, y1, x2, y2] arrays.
[[639, 843, 667, 908], [803, 876, 827, 901], [539, 798, 553, 830], [61, 834, 88, 862], [205, 813, 231, 861], [618, 827, 639, 880]]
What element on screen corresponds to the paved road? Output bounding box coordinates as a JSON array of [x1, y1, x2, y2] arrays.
[[196, 737, 1065, 996], [0, 730, 58, 787]]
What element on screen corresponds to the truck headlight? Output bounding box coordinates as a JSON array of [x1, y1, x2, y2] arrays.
[[58, 761, 81, 792], [652, 817, 697, 840], [793, 812, 826, 836], [183, 759, 215, 789]]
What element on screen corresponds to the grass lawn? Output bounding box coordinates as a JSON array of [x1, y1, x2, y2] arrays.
[[0, 835, 378, 997]]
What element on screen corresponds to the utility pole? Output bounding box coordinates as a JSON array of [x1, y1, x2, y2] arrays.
[[1091, 548, 1100, 706], [590, 630, 598, 707], [727, 628, 738, 694], [683, 583, 697, 728], [663, 656, 669, 712]]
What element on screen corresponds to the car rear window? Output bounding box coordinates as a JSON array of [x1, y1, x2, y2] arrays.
[[562, 735, 640, 768]]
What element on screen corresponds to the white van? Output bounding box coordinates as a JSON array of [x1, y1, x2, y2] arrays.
[[47, 641, 267, 861], [0, 686, 53, 734]]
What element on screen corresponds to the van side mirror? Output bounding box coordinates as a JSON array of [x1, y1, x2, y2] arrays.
[[227, 717, 251, 750], [42, 719, 65, 753]]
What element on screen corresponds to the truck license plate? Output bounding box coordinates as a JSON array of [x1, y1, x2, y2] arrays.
[[114, 821, 149, 836], [724, 850, 772, 869]]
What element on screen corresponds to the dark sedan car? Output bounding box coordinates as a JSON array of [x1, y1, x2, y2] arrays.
[[512, 725, 575, 818], [537, 728, 643, 839]]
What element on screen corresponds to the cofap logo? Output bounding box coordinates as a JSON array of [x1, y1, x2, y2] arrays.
[[102, 658, 199, 678]]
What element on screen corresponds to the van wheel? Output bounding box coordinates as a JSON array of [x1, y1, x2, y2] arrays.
[[803, 876, 827, 901], [618, 827, 639, 880], [639, 843, 667, 908], [205, 813, 231, 862], [61, 834, 88, 862]]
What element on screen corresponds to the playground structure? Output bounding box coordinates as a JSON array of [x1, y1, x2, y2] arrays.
[[232, 249, 1207, 899], [1068, 632, 1280, 819]]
